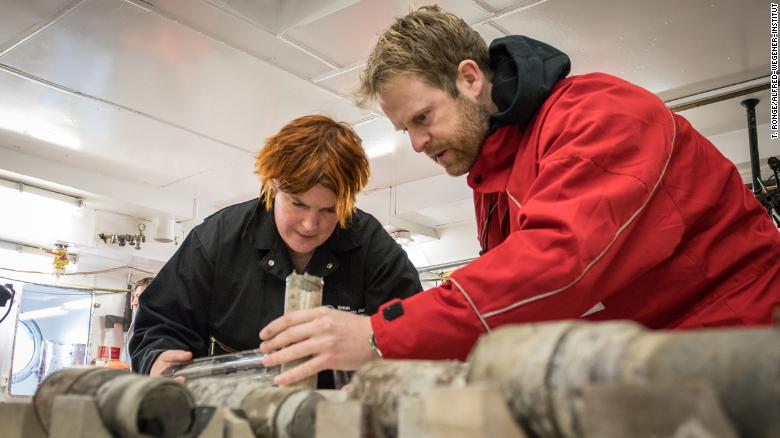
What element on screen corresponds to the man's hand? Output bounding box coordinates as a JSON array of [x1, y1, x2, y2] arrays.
[[259, 307, 375, 386], [150, 349, 192, 378]]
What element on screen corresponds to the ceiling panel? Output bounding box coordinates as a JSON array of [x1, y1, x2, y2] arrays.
[[285, 0, 492, 69], [480, 0, 532, 12], [315, 19, 507, 104], [437, 0, 494, 24], [394, 174, 471, 214], [200, 0, 360, 35], [352, 116, 401, 159], [400, 198, 475, 228], [316, 66, 362, 99], [356, 187, 392, 224], [492, 0, 766, 100], [0, 0, 73, 52], [352, 117, 444, 190], [473, 22, 508, 45], [284, 0, 408, 68], [0, 0, 370, 150], [0, 144, 198, 219], [394, 174, 473, 227], [166, 159, 260, 215], [0, 69, 250, 187], [149, 0, 336, 79]]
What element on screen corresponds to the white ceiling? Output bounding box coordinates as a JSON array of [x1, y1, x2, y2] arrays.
[[0, 0, 772, 265]]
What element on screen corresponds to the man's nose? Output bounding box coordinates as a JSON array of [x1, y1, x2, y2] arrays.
[[409, 129, 430, 153]]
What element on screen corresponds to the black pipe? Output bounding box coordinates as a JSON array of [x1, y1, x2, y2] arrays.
[[741, 98, 762, 191]]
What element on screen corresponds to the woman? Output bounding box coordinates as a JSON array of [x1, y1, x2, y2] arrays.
[[130, 115, 421, 388]]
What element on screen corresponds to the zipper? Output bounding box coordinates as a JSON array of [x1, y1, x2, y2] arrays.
[[209, 335, 237, 355]]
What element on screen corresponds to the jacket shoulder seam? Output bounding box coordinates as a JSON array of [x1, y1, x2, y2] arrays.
[[540, 154, 650, 193]]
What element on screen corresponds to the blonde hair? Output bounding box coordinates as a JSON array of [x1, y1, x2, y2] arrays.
[[356, 5, 491, 106], [255, 115, 370, 227]]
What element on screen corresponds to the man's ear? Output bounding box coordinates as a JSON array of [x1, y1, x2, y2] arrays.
[[455, 60, 486, 100]]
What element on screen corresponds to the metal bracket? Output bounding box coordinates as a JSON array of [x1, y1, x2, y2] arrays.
[[104, 314, 129, 331]]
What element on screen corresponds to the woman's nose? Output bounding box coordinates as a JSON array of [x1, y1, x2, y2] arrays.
[[301, 212, 319, 231]]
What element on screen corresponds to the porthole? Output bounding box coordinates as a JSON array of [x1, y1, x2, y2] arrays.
[[12, 319, 43, 383]]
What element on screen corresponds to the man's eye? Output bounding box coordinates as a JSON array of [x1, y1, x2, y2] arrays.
[[413, 112, 428, 125], [292, 201, 305, 208]]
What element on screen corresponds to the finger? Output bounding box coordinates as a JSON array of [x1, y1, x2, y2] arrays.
[[263, 337, 320, 367], [273, 355, 328, 386], [174, 376, 186, 383], [161, 350, 192, 362], [160, 350, 192, 360], [259, 308, 324, 340], [151, 350, 192, 377], [259, 320, 318, 353]]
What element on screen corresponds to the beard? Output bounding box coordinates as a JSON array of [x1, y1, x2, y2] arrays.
[[428, 97, 491, 176]]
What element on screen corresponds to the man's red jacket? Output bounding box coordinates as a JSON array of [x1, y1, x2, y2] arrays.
[[371, 73, 780, 360]]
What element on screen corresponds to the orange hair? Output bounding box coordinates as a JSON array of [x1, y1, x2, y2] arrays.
[[255, 115, 370, 228]]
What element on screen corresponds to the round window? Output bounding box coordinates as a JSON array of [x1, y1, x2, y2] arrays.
[[12, 319, 43, 383]]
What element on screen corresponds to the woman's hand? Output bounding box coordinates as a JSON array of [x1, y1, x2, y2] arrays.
[[150, 349, 192, 380]]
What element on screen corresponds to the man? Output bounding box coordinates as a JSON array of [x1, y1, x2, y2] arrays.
[[123, 276, 154, 368], [131, 277, 155, 310], [259, 6, 780, 385]]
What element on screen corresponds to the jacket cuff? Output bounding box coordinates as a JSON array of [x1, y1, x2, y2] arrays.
[[370, 300, 411, 359], [137, 347, 167, 375], [370, 285, 488, 361]]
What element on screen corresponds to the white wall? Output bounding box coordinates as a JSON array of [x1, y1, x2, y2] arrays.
[[0, 247, 137, 399], [0, 187, 175, 399]]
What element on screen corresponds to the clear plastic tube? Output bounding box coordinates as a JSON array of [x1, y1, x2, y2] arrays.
[[283, 273, 324, 389], [284, 273, 324, 312], [162, 349, 280, 381]]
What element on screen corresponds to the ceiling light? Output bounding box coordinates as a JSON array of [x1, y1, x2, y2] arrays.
[[153, 216, 176, 243], [0, 107, 81, 150], [0, 179, 84, 247], [364, 139, 397, 159]]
